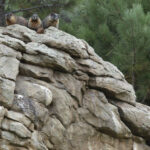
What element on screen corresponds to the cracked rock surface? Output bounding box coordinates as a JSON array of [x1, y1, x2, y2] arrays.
[[0, 25, 149, 150]]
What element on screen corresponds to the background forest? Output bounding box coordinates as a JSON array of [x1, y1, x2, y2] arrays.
[[0, 0, 150, 105]]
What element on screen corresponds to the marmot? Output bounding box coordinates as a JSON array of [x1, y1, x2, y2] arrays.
[[43, 13, 59, 29], [5, 13, 28, 27], [28, 14, 44, 34]]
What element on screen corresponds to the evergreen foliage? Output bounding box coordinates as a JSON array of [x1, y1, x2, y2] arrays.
[[5, 0, 80, 19], [62, 0, 150, 105]]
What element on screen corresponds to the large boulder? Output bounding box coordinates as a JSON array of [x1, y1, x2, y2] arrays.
[[0, 24, 149, 150], [114, 102, 150, 141], [0, 77, 15, 107], [78, 89, 131, 138], [89, 77, 136, 105]]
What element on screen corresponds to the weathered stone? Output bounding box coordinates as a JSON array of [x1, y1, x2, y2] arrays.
[[31, 131, 50, 150], [0, 139, 28, 150], [19, 63, 54, 82], [54, 72, 85, 104], [115, 102, 150, 140], [12, 94, 49, 129], [3, 25, 90, 58], [0, 24, 149, 150], [15, 77, 53, 106], [48, 84, 75, 126], [1, 131, 29, 146], [77, 59, 124, 80], [6, 111, 32, 129], [15, 76, 76, 127], [42, 117, 65, 145], [1, 119, 32, 138], [0, 44, 22, 60], [12, 94, 36, 122], [81, 39, 95, 56], [67, 122, 96, 148], [78, 133, 133, 150], [73, 70, 89, 81], [22, 44, 77, 73], [79, 89, 131, 138], [133, 141, 150, 150], [2, 24, 35, 42], [0, 57, 19, 80], [0, 77, 15, 107], [0, 34, 26, 52], [0, 27, 3, 33], [89, 77, 136, 105], [67, 124, 149, 150], [104, 61, 125, 79], [44, 27, 89, 58], [0, 106, 6, 127]]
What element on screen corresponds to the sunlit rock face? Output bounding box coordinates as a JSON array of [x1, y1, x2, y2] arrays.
[[0, 25, 149, 150]]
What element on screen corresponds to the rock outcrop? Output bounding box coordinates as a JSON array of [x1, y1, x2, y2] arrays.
[[0, 25, 149, 150]]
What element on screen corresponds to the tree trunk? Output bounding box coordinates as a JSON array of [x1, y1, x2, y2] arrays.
[[132, 48, 136, 88], [0, 0, 5, 26]]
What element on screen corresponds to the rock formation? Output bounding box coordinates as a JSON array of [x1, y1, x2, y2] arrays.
[[0, 24, 149, 150]]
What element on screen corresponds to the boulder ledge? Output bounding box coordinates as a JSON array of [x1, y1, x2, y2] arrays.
[[0, 25, 149, 150]]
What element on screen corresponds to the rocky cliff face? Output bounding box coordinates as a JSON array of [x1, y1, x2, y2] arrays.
[[0, 25, 149, 150]]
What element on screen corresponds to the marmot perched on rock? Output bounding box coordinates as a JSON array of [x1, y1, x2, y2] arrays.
[[43, 13, 59, 29], [5, 13, 28, 27], [28, 14, 44, 34]]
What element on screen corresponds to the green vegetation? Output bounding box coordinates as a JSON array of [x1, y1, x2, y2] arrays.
[[4, 0, 150, 105], [62, 0, 150, 105]]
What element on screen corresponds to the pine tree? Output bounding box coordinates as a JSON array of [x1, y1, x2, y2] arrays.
[[62, 0, 150, 105], [0, 0, 5, 26], [5, 0, 80, 21], [112, 4, 150, 103]]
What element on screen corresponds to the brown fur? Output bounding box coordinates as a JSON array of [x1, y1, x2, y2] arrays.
[[28, 18, 42, 30], [28, 14, 44, 34], [5, 13, 28, 27], [37, 27, 44, 34], [50, 20, 59, 28], [43, 13, 59, 29]]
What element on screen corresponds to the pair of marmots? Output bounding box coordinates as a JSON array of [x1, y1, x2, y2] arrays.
[[5, 12, 59, 33]]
